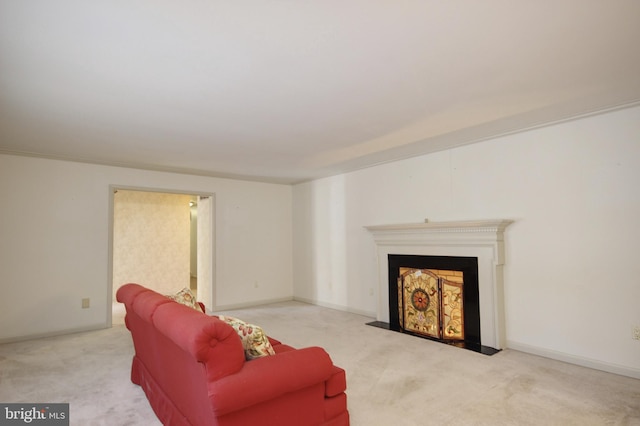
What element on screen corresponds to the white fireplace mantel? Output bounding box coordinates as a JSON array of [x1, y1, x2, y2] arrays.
[[365, 219, 513, 350]]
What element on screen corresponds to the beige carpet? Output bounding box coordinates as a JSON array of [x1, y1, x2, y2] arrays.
[[1, 301, 639, 425]]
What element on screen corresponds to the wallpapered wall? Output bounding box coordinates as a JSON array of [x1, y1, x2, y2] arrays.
[[112, 189, 191, 298]]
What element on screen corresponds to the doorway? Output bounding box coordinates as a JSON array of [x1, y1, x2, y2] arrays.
[[108, 187, 215, 325]]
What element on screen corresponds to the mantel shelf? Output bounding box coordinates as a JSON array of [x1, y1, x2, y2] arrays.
[[365, 219, 514, 234]]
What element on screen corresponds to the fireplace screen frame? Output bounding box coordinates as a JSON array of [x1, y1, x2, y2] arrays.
[[398, 268, 465, 341], [388, 254, 481, 349]]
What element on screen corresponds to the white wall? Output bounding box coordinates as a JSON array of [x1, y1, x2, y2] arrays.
[[293, 105, 640, 377], [0, 156, 293, 341]]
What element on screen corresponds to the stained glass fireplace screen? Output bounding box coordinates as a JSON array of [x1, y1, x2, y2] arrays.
[[398, 268, 464, 341]]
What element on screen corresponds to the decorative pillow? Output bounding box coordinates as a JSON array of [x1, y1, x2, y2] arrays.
[[167, 288, 201, 311], [216, 315, 275, 360]]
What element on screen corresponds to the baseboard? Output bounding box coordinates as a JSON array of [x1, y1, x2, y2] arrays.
[[293, 296, 376, 318], [0, 323, 111, 345], [211, 296, 294, 313], [506, 340, 640, 380]]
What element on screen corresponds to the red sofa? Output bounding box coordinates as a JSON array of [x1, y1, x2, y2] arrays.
[[116, 283, 349, 426]]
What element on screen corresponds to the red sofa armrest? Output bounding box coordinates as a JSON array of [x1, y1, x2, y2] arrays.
[[153, 302, 246, 381], [207, 346, 335, 416], [326, 365, 346, 397]]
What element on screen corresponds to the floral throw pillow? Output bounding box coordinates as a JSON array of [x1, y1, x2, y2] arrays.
[[216, 315, 275, 360], [167, 288, 201, 311]]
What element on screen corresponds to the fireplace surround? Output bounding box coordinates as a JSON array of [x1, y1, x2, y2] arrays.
[[388, 254, 483, 351], [365, 219, 513, 352]]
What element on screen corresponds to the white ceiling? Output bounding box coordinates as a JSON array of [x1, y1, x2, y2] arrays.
[[1, 1, 639, 184]]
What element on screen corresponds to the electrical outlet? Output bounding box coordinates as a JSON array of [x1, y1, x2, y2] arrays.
[[633, 325, 640, 341], [82, 298, 90, 309]]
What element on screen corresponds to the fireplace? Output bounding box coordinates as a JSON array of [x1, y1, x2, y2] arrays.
[[365, 219, 513, 353], [388, 254, 483, 352]]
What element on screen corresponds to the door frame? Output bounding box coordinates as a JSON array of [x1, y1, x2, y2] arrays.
[[107, 185, 215, 326]]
